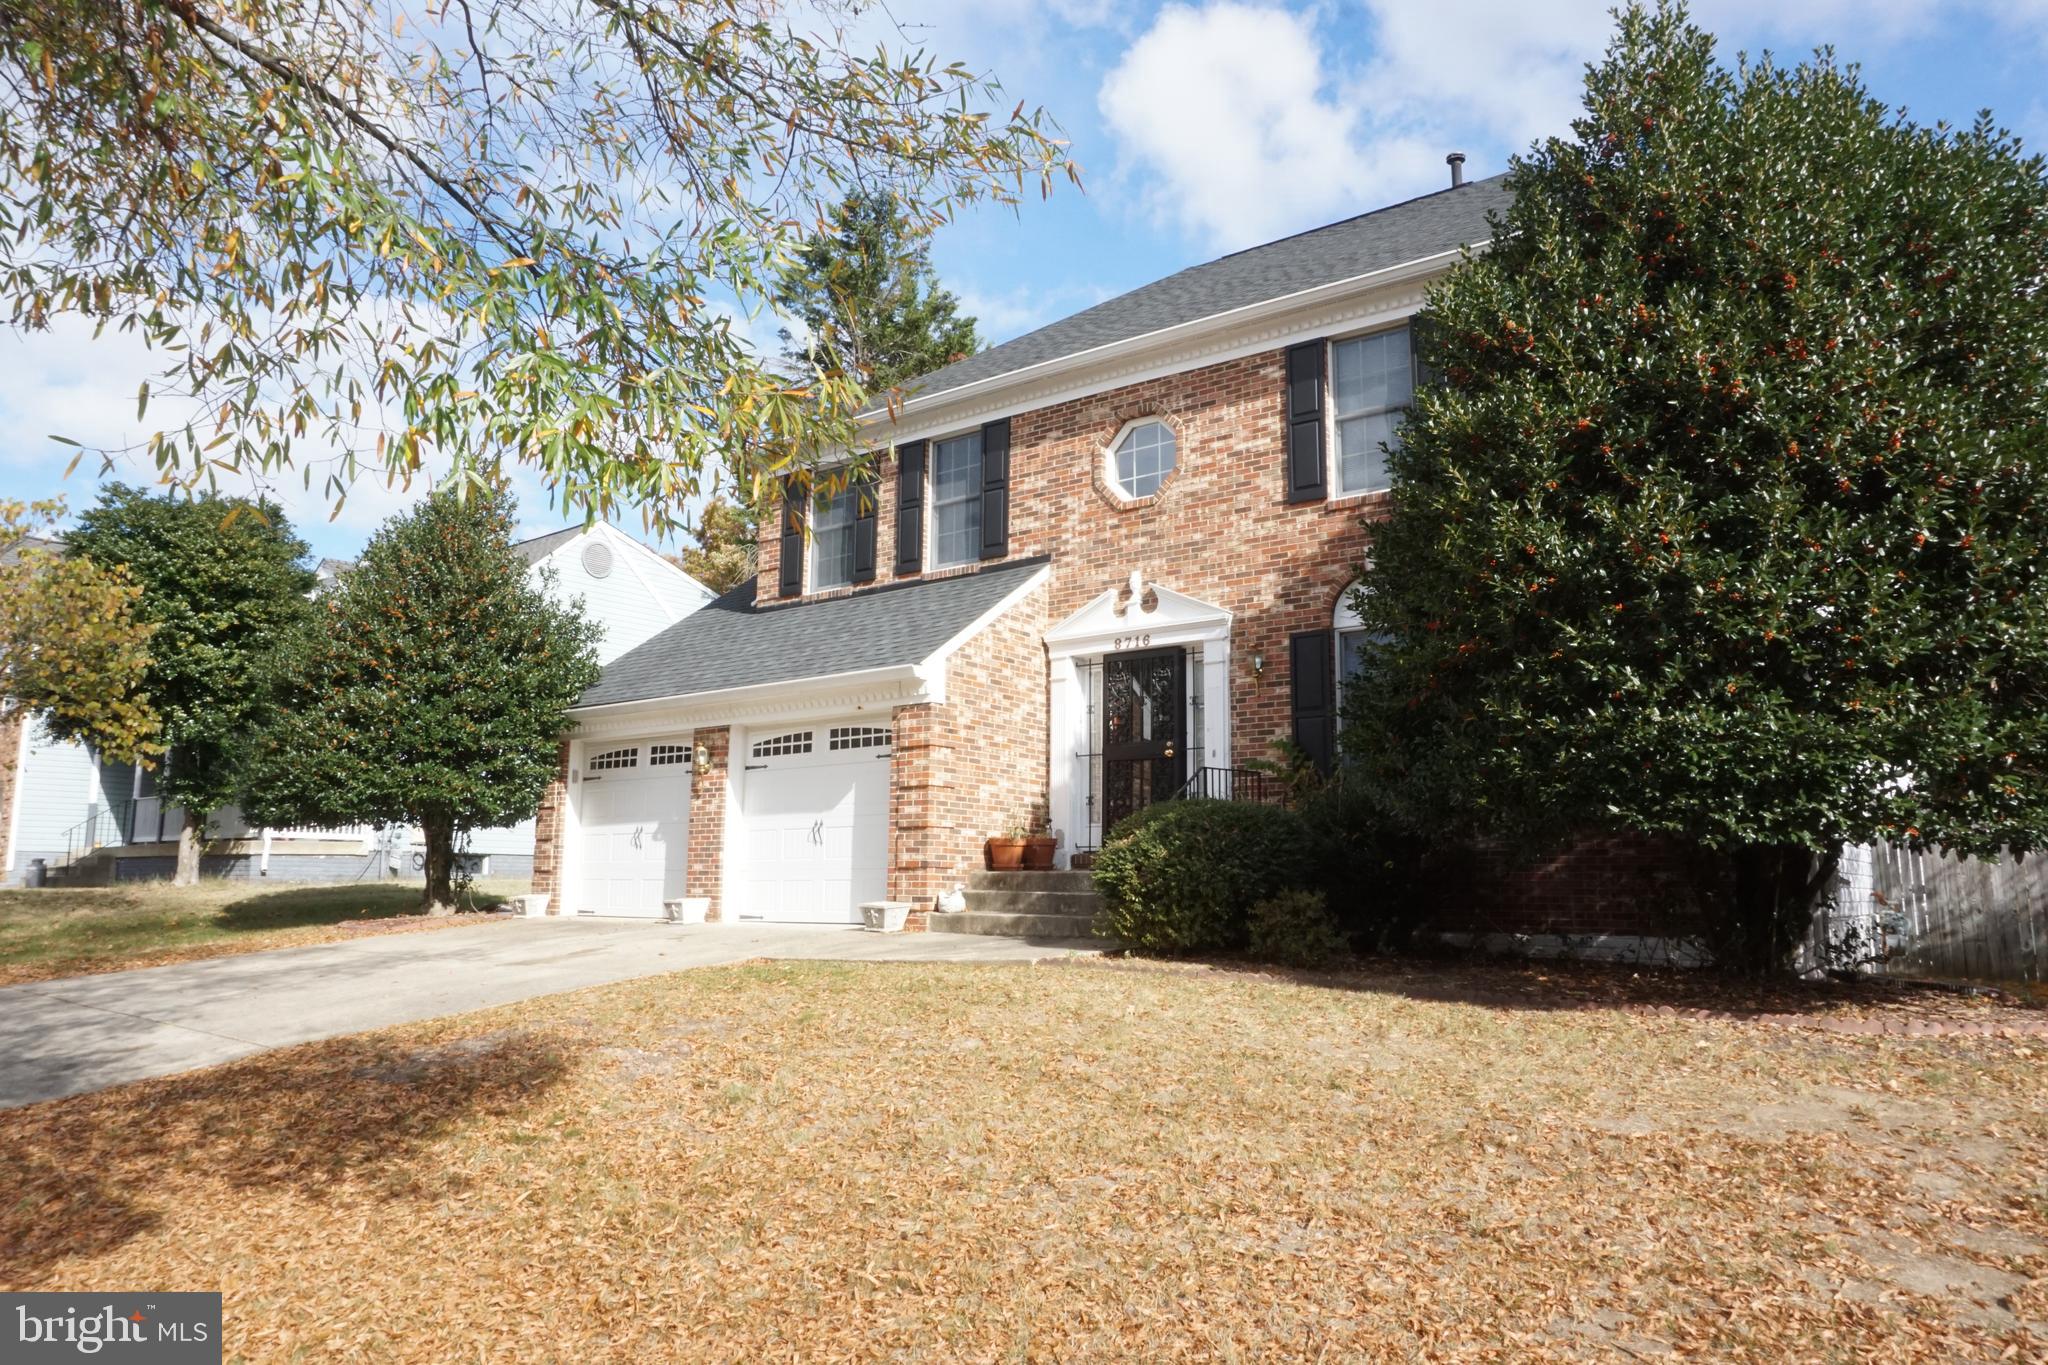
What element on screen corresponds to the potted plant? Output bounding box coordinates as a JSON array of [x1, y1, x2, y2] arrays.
[[984, 825, 1029, 870], [1022, 817, 1057, 870]]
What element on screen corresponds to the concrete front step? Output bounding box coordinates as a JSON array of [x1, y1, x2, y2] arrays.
[[959, 888, 1102, 917], [967, 869, 1096, 894], [926, 909, 1101, 940]]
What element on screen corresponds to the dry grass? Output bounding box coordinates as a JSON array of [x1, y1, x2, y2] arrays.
[[2, 957, 2044, 1360], [0, 877, 522, 986]]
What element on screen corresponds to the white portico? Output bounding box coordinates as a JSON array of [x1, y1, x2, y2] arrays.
[[1045, 573, 1233, 863]]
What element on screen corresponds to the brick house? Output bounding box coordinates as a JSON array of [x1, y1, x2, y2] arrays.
[[533, 171, 1690, 936]]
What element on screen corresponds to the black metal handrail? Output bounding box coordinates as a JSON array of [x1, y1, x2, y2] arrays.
[[1174, 766, 1282, 804], [56, 801, 123, 869]]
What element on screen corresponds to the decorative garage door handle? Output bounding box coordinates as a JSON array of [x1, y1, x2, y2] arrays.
[[811, 819, 824, 844]]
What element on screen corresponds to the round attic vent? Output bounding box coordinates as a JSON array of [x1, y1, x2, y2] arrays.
[[581, 539, 615, 579]]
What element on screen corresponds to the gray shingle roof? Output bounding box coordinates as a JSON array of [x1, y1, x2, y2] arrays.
[[577, 557, 1050, 710], [0, 534, 63, 567], [862, 174, 1509, 417], [514, 526, 585, 564]]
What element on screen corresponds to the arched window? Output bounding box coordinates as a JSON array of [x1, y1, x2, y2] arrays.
[[1333, 582, 1371, 694]]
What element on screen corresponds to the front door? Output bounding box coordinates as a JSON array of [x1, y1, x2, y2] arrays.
[[1101, 648, 1187, 835]]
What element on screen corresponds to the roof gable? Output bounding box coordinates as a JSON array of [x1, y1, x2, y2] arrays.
[[577, 558, 1050, 710]]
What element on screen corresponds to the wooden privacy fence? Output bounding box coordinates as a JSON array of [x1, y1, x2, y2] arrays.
[[1808, 842, 2048, 988]]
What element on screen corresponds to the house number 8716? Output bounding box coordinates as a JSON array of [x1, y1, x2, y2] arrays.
[[1114, 633, 1152, 650]]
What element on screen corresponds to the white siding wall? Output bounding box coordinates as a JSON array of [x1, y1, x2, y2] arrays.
[[463, 815, 537, 856], [541, 526, 714, 665]]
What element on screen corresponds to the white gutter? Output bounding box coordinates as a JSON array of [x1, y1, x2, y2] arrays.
[[568, 661, 926, 721]]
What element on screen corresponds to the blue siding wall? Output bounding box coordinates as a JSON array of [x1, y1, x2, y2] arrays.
[[9, 727, 97, 880]]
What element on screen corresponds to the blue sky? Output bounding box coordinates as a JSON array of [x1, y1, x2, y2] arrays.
[[3, 0, 2044, 561]]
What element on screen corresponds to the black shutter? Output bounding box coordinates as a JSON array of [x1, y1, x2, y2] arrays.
[[979, 417, 1009, 559], [1286, 340, 1327, 503], [851, 468, 878, 584], [777, 477, 804, 598], [895, 441, 925, 575], [1289, 629, 1336, 775]]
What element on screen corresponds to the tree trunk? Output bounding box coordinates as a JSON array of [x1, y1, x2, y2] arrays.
[[173, 811, 203, 887], [420, 815, 457, 915], [1720, 842, 1841, 975]]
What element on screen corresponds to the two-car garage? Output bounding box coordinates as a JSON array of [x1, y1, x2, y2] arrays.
[[561, 557, 1053, 924], [571, 720, 892, 923]]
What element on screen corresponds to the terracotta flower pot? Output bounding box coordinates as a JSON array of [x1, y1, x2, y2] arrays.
[[1022, 836, 1057, 870], [984, 837, 1027, 871]]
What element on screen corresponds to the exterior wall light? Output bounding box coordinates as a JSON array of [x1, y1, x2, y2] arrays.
[[1250, 653, 1266, 683], [694, 742, 712, 776]]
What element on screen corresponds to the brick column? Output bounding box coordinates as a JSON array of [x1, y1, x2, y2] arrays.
[[686, 727, 729, 922], [530, 740, 571, 912], [887, 703, 943, 929]]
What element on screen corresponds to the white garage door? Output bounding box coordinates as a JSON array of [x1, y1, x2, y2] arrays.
[[576, 739, 691, 917], [737, 722, 892, 923]]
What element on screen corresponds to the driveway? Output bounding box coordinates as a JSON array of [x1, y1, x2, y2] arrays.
[[0, 918, 1100, 1109]]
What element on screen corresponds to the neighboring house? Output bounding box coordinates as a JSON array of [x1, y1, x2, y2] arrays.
[[1, 522, 713, 884], [529, 168, 1697, 935]]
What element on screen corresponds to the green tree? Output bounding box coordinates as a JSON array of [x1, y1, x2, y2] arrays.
[[1, 1, 1071, 525], [1347, 2, 2048, 971], [0, 499, 161, 763], [245, 488, 601, 912], [69, 485, 315, 883], [674, 495, 759, 596], [775, 189, 982, 392]]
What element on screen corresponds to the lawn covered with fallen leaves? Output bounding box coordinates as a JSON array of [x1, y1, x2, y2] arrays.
[[0, 878, 519, 985], [3, 957, 2043, 1360]]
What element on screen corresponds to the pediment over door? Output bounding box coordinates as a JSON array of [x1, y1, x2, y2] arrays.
[[1044, 572, 1232, 660]]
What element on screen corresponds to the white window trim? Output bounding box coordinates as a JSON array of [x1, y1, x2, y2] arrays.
[[1333, 579, 1380, 733], [1101, 416, 1177, 503], [1326, 322, 1413, 499], [807, 473, 860, 592], [927, 427, 983, 570]]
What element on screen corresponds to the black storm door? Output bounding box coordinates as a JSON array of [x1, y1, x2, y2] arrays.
[[1101, 647, 1187, 835]]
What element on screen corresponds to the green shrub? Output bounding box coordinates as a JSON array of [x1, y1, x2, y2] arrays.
[[1247, 888, 1350, 968], [1091, 799, 1314, 952], [1294, 776, 1433, 952]]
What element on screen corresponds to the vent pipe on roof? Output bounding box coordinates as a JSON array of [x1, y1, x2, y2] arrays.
[[1446, 152, 1467, 188]]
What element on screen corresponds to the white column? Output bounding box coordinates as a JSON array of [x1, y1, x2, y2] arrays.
[[1201, 635, 1232, 769], [1047, 656, 1079, 868], [558, 739, 583, 914]]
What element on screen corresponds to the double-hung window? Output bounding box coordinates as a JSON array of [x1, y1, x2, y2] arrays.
[[810, 480, 858, 590], [930, 431, 983, 568], [1330, 326, 1413, 497]]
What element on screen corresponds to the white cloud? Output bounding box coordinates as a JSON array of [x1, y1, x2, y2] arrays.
[[956, 281, 1116, 344], [1099, 3, 1445, 250], [1097, 0, 2048, 254], [0, 317, 440, 547]]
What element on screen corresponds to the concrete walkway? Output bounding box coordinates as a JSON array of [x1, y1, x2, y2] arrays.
[[0, 918, 1101, 1109]]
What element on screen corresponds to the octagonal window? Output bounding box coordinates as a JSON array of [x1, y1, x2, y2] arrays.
[[1109, 419, 1177, 500]]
